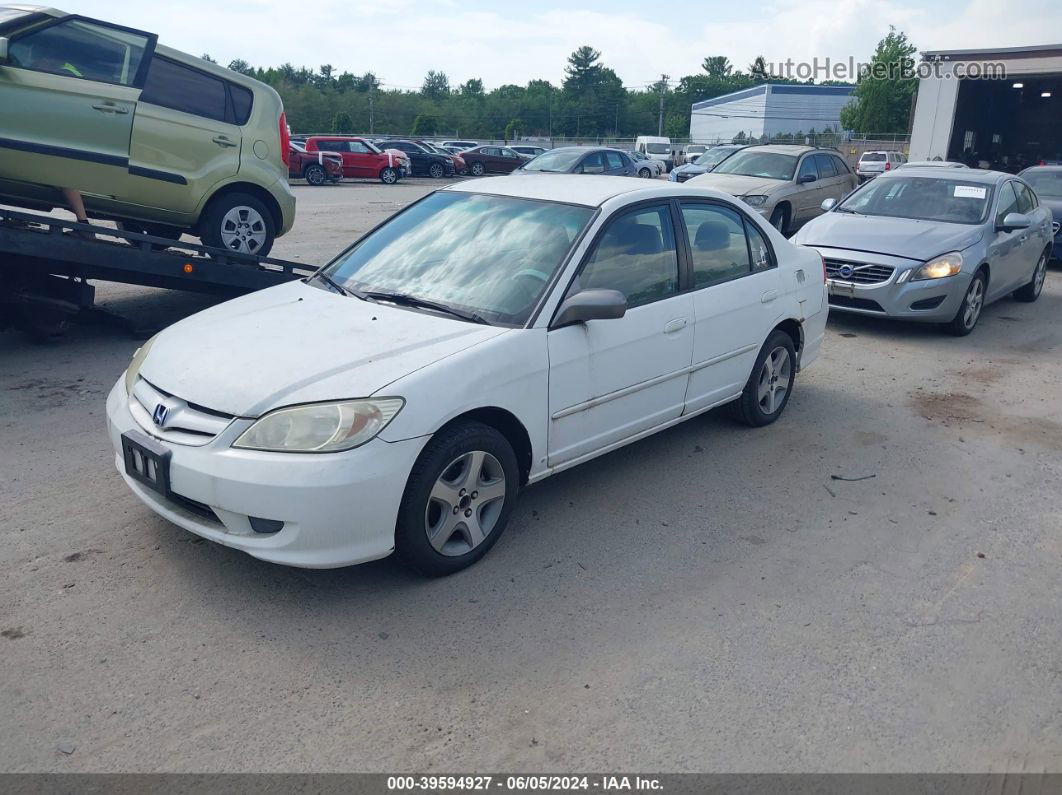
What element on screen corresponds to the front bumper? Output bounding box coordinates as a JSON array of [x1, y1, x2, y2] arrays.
[[105, 379, 426, 568], [810, 247, 970, 322]]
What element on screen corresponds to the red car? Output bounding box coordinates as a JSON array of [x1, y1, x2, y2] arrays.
[[288, 142, 344, 185], [304, 136, 408, 184]]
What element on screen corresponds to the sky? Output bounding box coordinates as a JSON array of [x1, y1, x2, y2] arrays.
[[61, 0, 1062, 92]]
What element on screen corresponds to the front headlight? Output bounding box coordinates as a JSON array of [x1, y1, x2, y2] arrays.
[[911, 252, 963, 281], [743, 195, 768, 207], [233, 398, 404, 453], [124, 333, 159, 395]]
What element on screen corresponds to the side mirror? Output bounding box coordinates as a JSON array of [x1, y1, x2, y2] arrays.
[[799, 173, 817, 184], [551, 289, 627, 328], [0, 37, 8, 63], [821, 197, 837, 212], [999, 212, 1031, 232]]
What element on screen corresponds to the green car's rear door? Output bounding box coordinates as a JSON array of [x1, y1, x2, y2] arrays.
[[0, 15, 155, 196]]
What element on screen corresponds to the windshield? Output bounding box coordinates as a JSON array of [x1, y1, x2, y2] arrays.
[[325, 192, 594, 325], [645, 143, 670, 154], [521, 149, 586, 172], [837, 176, 993, 225], [1023, 171, 1062, 198], [694, 148, 738, 168], [713, 151, 797, 180]]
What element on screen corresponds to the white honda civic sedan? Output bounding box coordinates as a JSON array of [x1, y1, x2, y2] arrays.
[[106, 175, 828, 575]]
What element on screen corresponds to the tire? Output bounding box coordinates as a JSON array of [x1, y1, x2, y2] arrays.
[[768, 205, 790, 236], [946, 270, 987, 336], [470, 162, 485, 177], [428, 162, 445, 179], [380, 167, 399, 185], [732, 330, 797, 427], [199, 192, 275, 257], [394, 421, 520, 576], [638, 168, 652, 179], [1013, 250, 1048, 302], [303, 164, 327, 186]]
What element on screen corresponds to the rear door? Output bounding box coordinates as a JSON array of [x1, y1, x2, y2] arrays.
[[813, 153, 847, 208], [0, 15, 155, 196], [578, 152, 607, 175], [604, 150, 632, 176], [792, 155, 823, 224], [125, 56, 243, 214], [498, 147, 524, 173]]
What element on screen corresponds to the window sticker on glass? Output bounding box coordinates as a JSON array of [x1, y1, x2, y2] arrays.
[[953, 185, 987, 199]]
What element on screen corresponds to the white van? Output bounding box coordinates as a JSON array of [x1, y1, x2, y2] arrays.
[[635, 136, 674, 172]]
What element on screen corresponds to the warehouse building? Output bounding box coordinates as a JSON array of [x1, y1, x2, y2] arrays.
[[689, 84, 854, 143], [909, 43, 1062, 168]]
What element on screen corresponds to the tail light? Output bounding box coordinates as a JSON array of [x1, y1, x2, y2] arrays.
[[279, 111, 291, 167], [885, 161, 891, 171]]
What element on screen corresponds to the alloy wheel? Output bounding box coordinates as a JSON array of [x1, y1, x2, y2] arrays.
[[963, 277, 985, 329], [219, 206, 267, 254], [424, 450, 507, 556], [757, 346, 791, 415], [1034, 253, 1047, 296]]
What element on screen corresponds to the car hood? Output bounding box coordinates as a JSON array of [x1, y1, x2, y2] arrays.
[[687, 173, 785, 196], [673, 163, 708, 176], [791, 212, 985, 261], [139, 280, 508, 417]]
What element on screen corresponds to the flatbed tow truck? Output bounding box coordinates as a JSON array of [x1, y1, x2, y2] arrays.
[[0, 207, 316, 339]]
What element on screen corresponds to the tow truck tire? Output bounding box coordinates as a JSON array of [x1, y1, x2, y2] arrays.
[[199, 192, 275, 257], [303, 164, 327, 186], [380, 167, 399, 185]]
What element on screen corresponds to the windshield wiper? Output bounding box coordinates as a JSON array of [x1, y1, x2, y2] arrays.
[[833, 206, 863, 215], [360, 290, 490, 324], [312, 271, 354, 297]]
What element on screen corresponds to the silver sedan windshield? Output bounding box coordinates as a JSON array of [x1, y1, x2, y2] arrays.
[[838, 176, 993, 224]]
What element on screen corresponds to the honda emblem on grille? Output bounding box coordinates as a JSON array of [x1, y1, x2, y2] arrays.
[[152, 403, 169, 427], [838, 264, 855, 279]]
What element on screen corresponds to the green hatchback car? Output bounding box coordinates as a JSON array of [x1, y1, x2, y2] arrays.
[[0, 5, 295, 255]]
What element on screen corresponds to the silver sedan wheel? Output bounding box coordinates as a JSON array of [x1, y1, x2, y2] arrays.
[[639, 168, 652, 178], [757, 346, 791, 415], [1033, 253, 1047, 296], [425, 450, 507, 556], [963, 277, 985, 330], [219, 206, 267, 254]]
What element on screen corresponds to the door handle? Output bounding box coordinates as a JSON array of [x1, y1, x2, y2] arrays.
[[212, 136, 238, 147], [761, 290, 779, 303], [663, 318, 688, 334], [91, 102, 128, 114]]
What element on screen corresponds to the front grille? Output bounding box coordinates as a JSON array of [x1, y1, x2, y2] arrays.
[[675, 172, 696, 183], [825, 259, 895, 285], [828, 295, 885, 312], [130, 377, 234, 446], [168, 491, 220, 524]]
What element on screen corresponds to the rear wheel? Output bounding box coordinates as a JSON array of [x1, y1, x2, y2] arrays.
[[303, 163, 327, 186], [947, 270, 986, 336], [733, 331, 797, 427], [470, 162, 485, 176], [1013, 250, 1048, 302], [429, 162, 445, 179], [380, 167, 399, 185], [199, 192, 275, 257], [395, 422, 519, 576]]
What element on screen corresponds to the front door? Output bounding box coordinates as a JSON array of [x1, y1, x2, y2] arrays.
[[547, 202, 694, 467], [0, 15, 155, 196], [126, 56, 241, 215], [988, 181, 1029, 297]]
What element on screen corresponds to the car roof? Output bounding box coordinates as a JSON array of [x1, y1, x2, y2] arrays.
[[1021, 165, 1062, 173], [3, 4, 64, 16], [444, 174, 739, 208], [879, 167, 1007, 184]]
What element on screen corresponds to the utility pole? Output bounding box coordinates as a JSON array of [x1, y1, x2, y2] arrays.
[[368, 80, 376, 135], [657, 74, 669, 137]]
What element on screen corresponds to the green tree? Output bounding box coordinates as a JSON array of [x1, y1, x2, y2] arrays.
[[332, 111, 354, 134], [227, 59, 253, 75], [840, 27, 918, 134], [702, 56, 733, 79], [504, 118, 522, 142], [201, 53, 216, 64], [411, 113, 440, 136], [460, 78, 485, 98], [664, 114, 687, 140], [421, 70, 450, 100]]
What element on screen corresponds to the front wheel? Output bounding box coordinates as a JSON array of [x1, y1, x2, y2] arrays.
[[768, 205, 789, 235], [303, 164, 327, 186], [470, 162, 485, 176], [732, 331, 797, 427], [199, 192, 275, 257], [1013, 250, 1048, 302], [380, 167, 399, 185], [946, 271, 986, 336], [638, 168, 652, 178], [395, 422, 519, 576]]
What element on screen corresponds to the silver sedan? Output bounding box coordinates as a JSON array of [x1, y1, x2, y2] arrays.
[[791, 168, 1053, 335]]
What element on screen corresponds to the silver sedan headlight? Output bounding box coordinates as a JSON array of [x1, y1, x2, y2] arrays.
[[233, 398, 404, 453], [911, 252, 963, 281], [124, 333, 159, 395], [742, 195, 768, 207]]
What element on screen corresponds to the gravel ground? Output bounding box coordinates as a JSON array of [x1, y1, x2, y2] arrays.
[[2, 179, 1061, 773]]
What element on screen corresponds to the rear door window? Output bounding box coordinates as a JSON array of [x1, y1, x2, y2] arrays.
[[230, 83, 253, 125], [581, 152, 606, 174], [605, 151, 625, 171], [141, 57, 228, 122], [9, 16, 154, 86], [814, 154, 837, 178], [832, 156, 851, 174]]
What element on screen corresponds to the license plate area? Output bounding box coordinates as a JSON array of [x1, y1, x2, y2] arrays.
[[121, 430, 171, 496], [828, 280, 856, 298]]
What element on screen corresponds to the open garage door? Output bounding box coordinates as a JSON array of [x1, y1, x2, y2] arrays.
[[947, 75, 1061, 171]]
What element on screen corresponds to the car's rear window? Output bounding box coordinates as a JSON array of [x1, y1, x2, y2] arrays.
[[230, 83, 253, 125], [861, 153, 887, 162]]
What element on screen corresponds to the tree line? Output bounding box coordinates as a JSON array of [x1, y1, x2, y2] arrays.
[[204, 30, 916, 140]]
